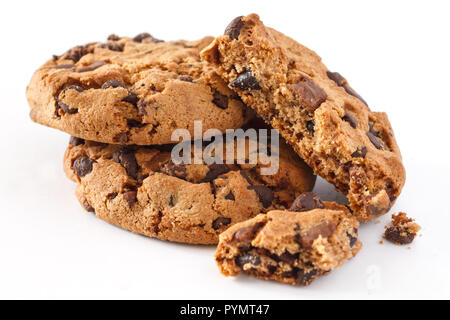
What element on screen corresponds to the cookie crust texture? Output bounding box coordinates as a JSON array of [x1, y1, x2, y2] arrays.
[[63, 136, 316, 244], [27, 35, 252, 145], [215, 202, 361, 285], [201, 14, 405, 222]]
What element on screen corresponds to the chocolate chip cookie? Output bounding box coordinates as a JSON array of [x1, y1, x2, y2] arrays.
[[215, 192, 361, 285], [27, 34, 251, 145], [201, 14, 405, 222], [63, 136, 316, 244]]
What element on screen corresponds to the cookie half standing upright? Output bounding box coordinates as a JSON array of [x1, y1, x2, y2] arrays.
[[63, 136, 316, 245], [201, 14, 406, 222], [27, 34, 251, 145], [215, 192, 361, 286]]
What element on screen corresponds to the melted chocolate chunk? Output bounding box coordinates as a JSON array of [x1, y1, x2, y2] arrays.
[[224, 191, 235, 201], [236, 253, 261, 268], [101, 79, 126, 89], [351, 146, 368, 158], [212, 90, 229, 109], [212, 217, 232, 230], [65, 45, 93, 63], [326, 71, 368, 106], [233, 222, 265, 242], [201, 164, 230, 183], [69, 136, 85, 146], [178, 75, 193, 82], [296, 221, 336, 248], [75, 61, 106, 73], [224, 16, 244, 40], [342, 112, 358, 128], [289, 192, 324, 212], [113, 148, 139, 180], [123, 191, 137, 207], [73, 157, 95, 178], [230, 70, 261, 90], [291, 78, 327, 113], [113, 132, 129, 144], [367, 131, 384, 150], [247, 186, 273, 208]]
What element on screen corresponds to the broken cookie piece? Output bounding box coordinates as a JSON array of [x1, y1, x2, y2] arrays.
[[215, 202, 361, 285], [384, 212, 421, 245]]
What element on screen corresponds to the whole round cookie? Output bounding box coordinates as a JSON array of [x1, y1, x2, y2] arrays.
[[27, 34, 251, 145], [63, 136, 316, 244]]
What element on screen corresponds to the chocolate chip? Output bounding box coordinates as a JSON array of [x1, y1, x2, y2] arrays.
[[326, 71, 368, 106], [107, 193, 118, 200], [296, 221, 336, 248], [123, 191, 137, 207], [247, 186, 273, 208], [112, 148, 139, 180], [69, 136, 85, 146], [384, 227, 415, 245], [107, 34, 120, 41], [267, 265, 277, 275], [296, 269, 318, 286], [212, 90, 229, 109], [367, 131, 384, 150], [169, 195, 175, 207], [178, 75, 193, 82], [137, 98, 148, 115], [347, 232, 358, 247], [73, 157, 94, 178], [126, 119, 145, 128], [201, 164, 230, 183], [279, 251, 298, 264], [65, 45, 93, 63], [113, 132, 129, 144], [65, 85, 84, 93], [101, 79, 126, 89], [75, 61, 106, 73], [54, 64, 75, 69], [230, 70, 261, 90], [239, 170, 253, 185], [233, 222, 265, 242], [289, 192, 324, 212], [224, 16, 244, 40], [351, 146, 368, 158], [133, 33, 162, 43], [212, 217, 232, 230], [342, 112, 358, 128], [133, 33, 152, 42], [326, 71, 346, 86], [306, 121, 315, 133], [122, 92, 139, 107], [82, 200, 95, 213], [161, 161, 187, 180], [224, 191, 235, 201], [236, 253, 261, 268], [291, 78, 327, 113], [56, 98, 74, 114], [98, 42, 123, 52]]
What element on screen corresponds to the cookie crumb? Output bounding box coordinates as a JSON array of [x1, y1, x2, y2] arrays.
[[383, 212, 421, 245], [379, 240, 383, 244]]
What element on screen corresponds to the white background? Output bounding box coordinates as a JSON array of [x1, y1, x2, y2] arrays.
[[1, 0, 449, 299]]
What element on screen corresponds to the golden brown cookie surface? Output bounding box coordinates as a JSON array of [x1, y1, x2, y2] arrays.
[[27, 34, 251, 145], [63, 136, 316, 244]]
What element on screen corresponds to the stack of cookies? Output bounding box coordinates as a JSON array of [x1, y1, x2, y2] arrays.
[[26, 14, 406, 286]]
